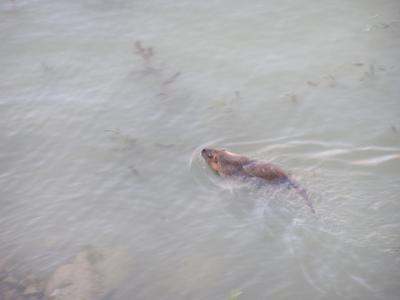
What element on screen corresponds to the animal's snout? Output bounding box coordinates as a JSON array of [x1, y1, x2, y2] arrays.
[[201, 148, 211, 159]]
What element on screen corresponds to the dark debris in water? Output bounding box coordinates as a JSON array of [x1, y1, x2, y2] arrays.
[[133, 40, 182, 98], [359, 63, 387, 81], [105, 129, 137, 149], [325, 75, 336, 87], [359, 65, 375, 81], [133, 41, 157, 74], [134, 41, 154, 63], [234, 90, 241, 100], [352, 62, 387, 81], [281, 92, 298, 103], [365, 21, 391, 32], [303, 74, 337, 89], [40, 62, 54, 73], [207, 91, 242, 112], [163, 72, 181, 85], [391, 125, 398, 134], [129, 165, 140, 176]]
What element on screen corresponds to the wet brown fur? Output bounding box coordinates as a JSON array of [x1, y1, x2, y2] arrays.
[[201, 149, 287, 180], [201, 148, 315, 213]]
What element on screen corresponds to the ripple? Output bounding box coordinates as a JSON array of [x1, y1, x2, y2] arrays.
[[351, 154, 400, 166]]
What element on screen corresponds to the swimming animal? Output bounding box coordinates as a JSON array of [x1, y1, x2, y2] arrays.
[[201, 148, 315, 213]]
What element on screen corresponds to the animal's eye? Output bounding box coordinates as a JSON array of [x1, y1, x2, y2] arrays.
[[208, 153, 213, 159]]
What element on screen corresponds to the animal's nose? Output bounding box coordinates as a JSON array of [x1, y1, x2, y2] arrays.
[[201, 148, 209, 158]]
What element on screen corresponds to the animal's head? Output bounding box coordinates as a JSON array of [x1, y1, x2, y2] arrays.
[[201, 148, 249, 176], [201, 148, 223, 174]]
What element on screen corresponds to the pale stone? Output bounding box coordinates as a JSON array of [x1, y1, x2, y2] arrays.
[[23, 285, 40, 296]]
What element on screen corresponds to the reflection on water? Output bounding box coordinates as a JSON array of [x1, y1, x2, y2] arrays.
[[1, 0, 400, 299]]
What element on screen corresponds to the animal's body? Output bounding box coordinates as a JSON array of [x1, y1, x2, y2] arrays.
[[201, 148, 315, 213]]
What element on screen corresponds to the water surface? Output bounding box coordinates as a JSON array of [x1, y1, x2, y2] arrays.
[[1, 0, 400, 299]]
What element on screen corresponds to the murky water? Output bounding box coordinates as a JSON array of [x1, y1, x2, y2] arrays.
[[1, 0, 400, 299]]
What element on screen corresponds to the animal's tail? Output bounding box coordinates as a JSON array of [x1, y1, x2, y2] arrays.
[[288, 178, 315, 214]]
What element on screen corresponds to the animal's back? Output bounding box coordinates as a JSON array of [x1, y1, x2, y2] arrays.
[[243, 161, 315, 213]]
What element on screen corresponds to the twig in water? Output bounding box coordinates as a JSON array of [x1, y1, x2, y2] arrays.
[[163, 72, 181, 85], [326, 75, 336, 87], [234, 90, 241, 100], [134, 41, 154, 62], [360, 64, 376, 81], [129, 166, 140, 176]]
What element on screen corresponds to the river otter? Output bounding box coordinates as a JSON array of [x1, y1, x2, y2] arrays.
[[201, 148, 315, 213]]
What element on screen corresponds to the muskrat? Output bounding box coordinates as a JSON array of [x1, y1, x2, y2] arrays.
[[201, 148, 315, 213]]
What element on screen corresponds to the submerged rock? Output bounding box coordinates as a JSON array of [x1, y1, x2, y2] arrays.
[[3, 276, 19, 287], [45, 247, 130, 300], [45, 250, 102, 300], [0, 257, 45, 300], [0, 246, 130, 300], [23, 285, 40, 296]]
